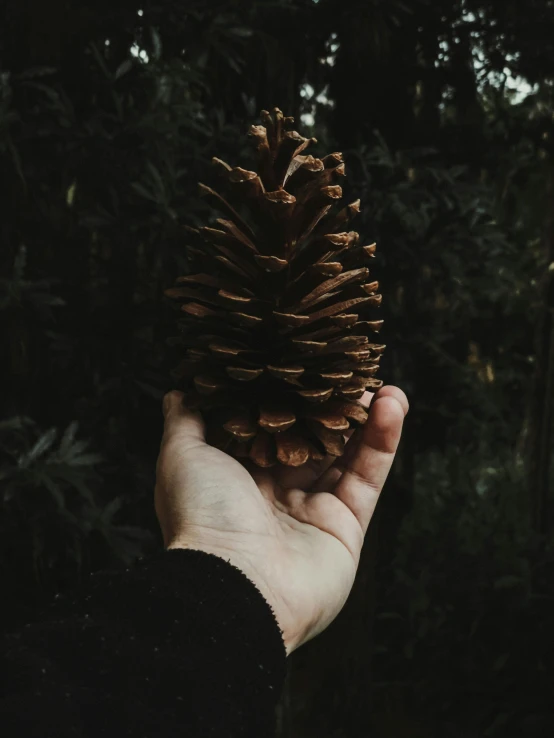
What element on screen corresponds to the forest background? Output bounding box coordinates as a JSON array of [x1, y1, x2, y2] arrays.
[[1, 1, 554, 736]]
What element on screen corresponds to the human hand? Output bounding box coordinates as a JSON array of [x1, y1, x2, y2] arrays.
[[154, 386, 408, 656]]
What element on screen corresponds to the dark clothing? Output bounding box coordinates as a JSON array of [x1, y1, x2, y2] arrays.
[[0, 549, 287, 736]]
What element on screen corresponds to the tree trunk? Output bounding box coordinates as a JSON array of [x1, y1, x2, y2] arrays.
[[330, 5, 419, 151], [527, 164, 554, 534]]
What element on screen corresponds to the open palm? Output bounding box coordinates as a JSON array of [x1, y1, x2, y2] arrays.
[[155, 386, 408, 655]]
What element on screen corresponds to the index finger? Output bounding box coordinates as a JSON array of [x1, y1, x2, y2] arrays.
[[332, 394, 406, 536]]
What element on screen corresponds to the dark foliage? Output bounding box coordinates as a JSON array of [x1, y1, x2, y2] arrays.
[[1, 1, 554, 735]]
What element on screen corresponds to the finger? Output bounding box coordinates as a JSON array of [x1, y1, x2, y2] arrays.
[[273, 391, 375, 491], [331, 394, 405, 536], [377, 384, 410, 415], [312, 385, 408, 492], [162, 390, 206, 446]]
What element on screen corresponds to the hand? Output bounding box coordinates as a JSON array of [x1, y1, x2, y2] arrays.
[[155, 386, 408, 656]]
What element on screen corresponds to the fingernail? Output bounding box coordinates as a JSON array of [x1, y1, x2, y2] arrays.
[[163, 393, 172, 418]]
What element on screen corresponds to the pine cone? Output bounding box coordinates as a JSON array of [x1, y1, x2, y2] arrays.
[[165, 108, 385, 467]]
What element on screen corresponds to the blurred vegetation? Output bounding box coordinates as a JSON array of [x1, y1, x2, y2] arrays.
[[1, 0, 554, 735]]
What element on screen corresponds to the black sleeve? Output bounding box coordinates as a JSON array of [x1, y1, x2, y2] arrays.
[[0, 548, 288, 737]]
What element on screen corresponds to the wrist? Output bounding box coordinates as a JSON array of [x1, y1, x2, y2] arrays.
[[165, 539, 295, 655]]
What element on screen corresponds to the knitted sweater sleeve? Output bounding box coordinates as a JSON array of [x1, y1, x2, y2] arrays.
[[0, 548, 288, 737]]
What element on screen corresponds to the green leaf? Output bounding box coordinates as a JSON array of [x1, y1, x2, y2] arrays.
[[42, 475, 66, 512], [101, 497, 123, 524], [150, 27, 163, 61], [14, 244, 27, 280], [70, 452, 104, 467], [131, 182, 158, 203], [58, 421, 78, 458], [115, 59, 133, 80], [15, 67, 57, 80], [19, 428, 57, 467], [228, 27, 253, 39], [0, 416, 34, 433], [226, 55, 243, 75], [89, 43, 111, 79], [71, 478, 97, 507]]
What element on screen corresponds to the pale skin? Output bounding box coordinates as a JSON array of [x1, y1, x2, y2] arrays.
[[155, 385, 408, 656]]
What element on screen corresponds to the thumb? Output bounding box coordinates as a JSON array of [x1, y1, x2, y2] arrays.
[[163, 390, 184, 419], [162, 391, 206, 445]]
